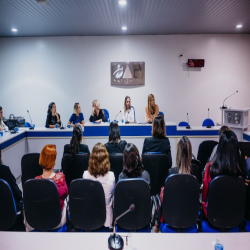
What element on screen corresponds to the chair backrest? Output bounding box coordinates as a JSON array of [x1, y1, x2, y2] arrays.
[[142, 153, 170, 195], [25, 122, 31, 128], [245, 183, 250, 222], [109, 153, 123, 183], [202, 118, 215, 126], [21, 153, 42, 187], [191, 159, 202, 183], [103, 109, 109, 120], [163, 174, 199, 229], [197, 140, 218, 171], [61, 153, 89, 189], [159, 111, 164, 116], [114, 179, 151, 230], [131, 105, 136, 122], [239, 142, 250, 164], [207, 176, 246, 229], [23, 179, 61, 230], [178, 121, 189, 127], [0, 179, 17, 230], [69, 179, 106, 230]]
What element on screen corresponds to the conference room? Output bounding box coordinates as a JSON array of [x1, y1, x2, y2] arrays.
[[0, 0, 250, 249]]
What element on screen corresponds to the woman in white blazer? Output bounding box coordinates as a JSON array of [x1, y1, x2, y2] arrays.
[[83, 143, 115, 228], [122, 96, 135, 122]]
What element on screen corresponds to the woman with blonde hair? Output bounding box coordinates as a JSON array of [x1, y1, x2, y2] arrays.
[[68, 102, 84, 127], [83, 143, 115, 228], [145, 94, 159, 123], [89, 100, 107, 123], [122, 96, 135, 122]]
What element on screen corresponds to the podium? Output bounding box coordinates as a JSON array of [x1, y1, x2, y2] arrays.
[[220, 108, 250, 141]]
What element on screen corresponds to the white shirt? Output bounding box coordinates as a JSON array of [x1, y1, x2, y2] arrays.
[[83, 171, 115, 227], [0, 119, 8, 131], [122, 107, 135, 122]]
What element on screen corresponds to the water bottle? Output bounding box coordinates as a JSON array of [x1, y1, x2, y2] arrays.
[[56, 124, 58, 128], [14, 127, 19, 133], [67, 124, 70, 129], [0, 131, 3, 136], [108, 118, 110, 124], [213, 239, 224, 250], [121, 118, 124, 124]]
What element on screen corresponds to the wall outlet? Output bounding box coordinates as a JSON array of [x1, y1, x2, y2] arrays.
[[179, 54, 185, 58]]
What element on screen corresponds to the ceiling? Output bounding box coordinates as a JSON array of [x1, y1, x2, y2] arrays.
[[0, 0, 250, 37]]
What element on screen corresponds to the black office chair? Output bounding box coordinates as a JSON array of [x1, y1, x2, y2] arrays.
[[197, 141, 218, 172], [202, 176, 246, 232], [61, 153, 89, 189], [21, 153, 42, 187], [142, 153, 170, 195], [69, 179, 107, 232], [191, 159, 202, 184], [0, 179, 17, 231], [114, 178, 151, 232], [109, 153, 123, 183], [160, 174, 199, 233], [239, 141, 250, 164], [244, 184, 250, 232], [23, 179, 66, 231]]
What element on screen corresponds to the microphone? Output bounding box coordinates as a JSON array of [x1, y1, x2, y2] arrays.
[[108, 204, 135, 250], [207, 108, 211, 128], [221, 91, 238, 109], [114, 110, 121, 122], [27, 110, 34, 130], [60, 122, 65, 130], [186, 113, 191, 129]]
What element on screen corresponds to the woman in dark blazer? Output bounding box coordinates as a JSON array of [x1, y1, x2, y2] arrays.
[[45, 102, 61, 128], [142, 114, 172, 168], [89, 100, 107, 123]]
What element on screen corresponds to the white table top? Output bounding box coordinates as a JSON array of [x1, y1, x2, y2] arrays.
[[0, 130, 26, 144], [0, 232, 249, 250]]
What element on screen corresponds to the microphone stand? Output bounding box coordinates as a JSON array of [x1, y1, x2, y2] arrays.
[[27, 110, 34, 130], [221, 91, 238, 109], [206, 108, 211, 128], [186, 113, 191, 129], [114, 111, 121, 123]]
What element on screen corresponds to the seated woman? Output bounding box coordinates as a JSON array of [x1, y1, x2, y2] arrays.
[[45, 102, 61, 128], [68, 103, 84, 127], [105, 121, 127, 154], [122, 96, 135, 123], [145, 94, 159, 123], [24, 144, 68, 231], [63, 126, 90, 156], [168, 136, 201, 183], [0, 149, 24, 231], [83, 143, 115, 228], [119, 143, 150, 186], [202, 130, 248, 218], [89, 100, 107, 123], [0, 106, 9, 131], [142, 114, 172, 168]]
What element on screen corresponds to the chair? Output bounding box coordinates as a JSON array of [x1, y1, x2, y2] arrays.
[[202, 119, 215, 127], [159, 111, 164, 116], [103, 109, 109, 121], [25, 122, 31, 128], [0, 179, 17, 231], [109, 153, 123, 183], [21, 153, 42, 187], [131, 105, 136, 122], [160, 174, 199, 233], [197, 140, 218, 172], [239, 141, 250, 164], [114, 179, 151, 232], [23, 179, 66, 231], [178, 121, 189, 127], [69, 179, 107, 232], [61, 153, 89, 189], [191, 159, 202, 184], [202, 176, 246, 232], [142, 153, 170, 195]]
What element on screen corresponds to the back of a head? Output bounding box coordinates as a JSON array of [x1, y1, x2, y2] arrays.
[[176, 136, 192, 174], [69, 126, 82, 158], [88, 143, 110, 178], [39, 144, 57, 170], [0, 149, 2, 165], [109, 121, 120, 143], [123, 143, 143, 178], [152, 114, 166, 138], [210, 130, 243, 179], [219, 125, 231, 139]]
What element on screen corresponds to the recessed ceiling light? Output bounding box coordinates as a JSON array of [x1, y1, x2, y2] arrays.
[[119, 0, 127, 5], [11, 28, 17, 32], [236, 24, 242, 28], [122, 26, 127, 30]]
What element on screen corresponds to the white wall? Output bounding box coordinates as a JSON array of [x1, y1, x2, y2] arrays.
[[0, 34, 250, 127]]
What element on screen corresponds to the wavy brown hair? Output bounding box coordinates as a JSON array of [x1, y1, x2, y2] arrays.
[[88, 143, 110, 178], [124, 96, 131, 114], [147, 94, 155, 114], [69, 125, 83, 159], [152, 114, 166, 138]]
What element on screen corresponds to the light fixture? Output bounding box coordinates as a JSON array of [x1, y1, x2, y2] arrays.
[[122, 26, 127, 30], [11, 28, 17, 32], [236, 24, 242, 28], [119, 0, 127, 5]]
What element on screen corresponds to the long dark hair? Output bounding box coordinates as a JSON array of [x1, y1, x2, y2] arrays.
[[209, 130, 245, 179], [123, 143, 143, 178], [0, 106, 2, 123], [69, 126, 82, 158], [152, 114, 166, 138], [47, 102, 55, 114], [109, 121, 121, 143], [0, 149, 2, 165]]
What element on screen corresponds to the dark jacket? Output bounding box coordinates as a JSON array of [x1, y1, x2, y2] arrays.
[[0, 165, 23, 212], [63, 144, 90, 156], [142, 136, 172, 168], [45, 112, 61, 128], [89, 109, 107, 122], [105, 140, 127, 154]]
